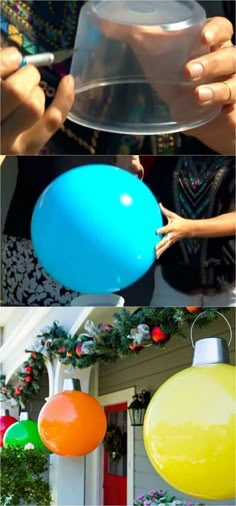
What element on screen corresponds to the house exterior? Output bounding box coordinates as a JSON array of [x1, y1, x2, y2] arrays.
[[0, 306, 235, 506]]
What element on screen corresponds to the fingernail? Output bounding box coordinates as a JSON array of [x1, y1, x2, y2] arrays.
[[65, 74, 75, 87], [204, 31, 215, 44], [189, 62, 204, 79], [198, 87, 214, 103], [9, 48, 22, 64]]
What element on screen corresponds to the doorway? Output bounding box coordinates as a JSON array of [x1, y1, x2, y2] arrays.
[[104, 403, 127, 505]]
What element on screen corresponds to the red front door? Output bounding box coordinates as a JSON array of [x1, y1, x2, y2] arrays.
[[103, 403, 127, 506]]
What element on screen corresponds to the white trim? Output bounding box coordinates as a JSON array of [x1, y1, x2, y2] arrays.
[[68, 307, 95, 337], [1, 308, 51, 362], [86, 387, 135, 506]]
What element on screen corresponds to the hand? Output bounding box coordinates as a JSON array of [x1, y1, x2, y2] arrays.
[[116, 155, 144, 179], [184, 17, 236, 154], [1, 47, 75, 155], [155, 203, 193, 259]]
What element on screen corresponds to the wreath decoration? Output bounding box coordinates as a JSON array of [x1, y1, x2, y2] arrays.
[[103, 424, 127, 461], [0, 307, 224, 408]]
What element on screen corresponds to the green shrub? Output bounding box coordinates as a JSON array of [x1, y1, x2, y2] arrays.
[[0, 447, 52, 506]]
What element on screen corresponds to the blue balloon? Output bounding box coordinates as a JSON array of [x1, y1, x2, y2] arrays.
[[31, 165, 163, 293]]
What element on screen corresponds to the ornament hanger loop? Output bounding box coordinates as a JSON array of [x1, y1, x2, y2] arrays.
[[190, 311, 232, 349]]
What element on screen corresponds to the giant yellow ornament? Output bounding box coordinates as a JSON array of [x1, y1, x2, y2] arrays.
[[143, 334, 236, 500]]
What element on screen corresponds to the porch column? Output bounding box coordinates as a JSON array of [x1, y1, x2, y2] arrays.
[[49, 366, 92, 506]]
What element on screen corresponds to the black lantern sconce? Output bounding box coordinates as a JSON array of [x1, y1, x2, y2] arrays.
[[128, 390, 151, 426]]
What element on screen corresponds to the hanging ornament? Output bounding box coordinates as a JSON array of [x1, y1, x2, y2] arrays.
[[143, 311, 235, 501], [185, 306, 202, 313], [38, 379, 107, 456], [3, 412, 47, 450], [151, 326, 170, 343], [0, 409, 17, 447]]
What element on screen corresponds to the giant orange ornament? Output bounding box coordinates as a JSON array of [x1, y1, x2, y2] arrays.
[[38, 381, 107, 457], [185, 306, 202, 313]]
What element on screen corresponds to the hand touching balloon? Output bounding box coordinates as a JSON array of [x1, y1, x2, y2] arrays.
[[0, 47, 75, 155], [155, 203, 236, 259], [155, 204, 193, 259]]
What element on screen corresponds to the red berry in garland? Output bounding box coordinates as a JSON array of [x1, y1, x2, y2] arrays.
[[15, 386, 23, 395], [151, 326, 170, 343], [25, 366, 33, 374], [58, 347, 66, 353], [24, 376, 32, 384], [99, 324, 112, 331], [76, 344, 83, 357], [129, 343, 144, 352]]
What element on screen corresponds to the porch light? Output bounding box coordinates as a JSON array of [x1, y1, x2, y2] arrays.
[[128, 390, 151, 426]]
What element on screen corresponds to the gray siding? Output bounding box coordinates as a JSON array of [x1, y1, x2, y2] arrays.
[[99, 309, 236, 505]]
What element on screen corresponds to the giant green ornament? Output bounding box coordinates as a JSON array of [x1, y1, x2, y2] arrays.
[[3, 418, 46, 450]]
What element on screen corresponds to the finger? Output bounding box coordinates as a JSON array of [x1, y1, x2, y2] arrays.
[[156, 225, 171, 235], [18, 75, 75, 154], [0, 47, 22, 78], [1, 64, 41, 120], [130, 155, 140, 162], [155, 242, 172, 259], [155, 234, 172, 250], [1, 86, 46, 154], [185, 46, 236, 82], [159, 203, 175, 219], [130, 163, 144, 179], [201, 17, 234, 47], [195, 77, 236, 105]]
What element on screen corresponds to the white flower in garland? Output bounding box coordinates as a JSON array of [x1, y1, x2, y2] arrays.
[[24, 442, 35, 450], [127, 324, 151, 345]]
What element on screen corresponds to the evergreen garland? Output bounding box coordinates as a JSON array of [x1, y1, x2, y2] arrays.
[[0, 307, 225, 408], [0, 353, 46, 409]]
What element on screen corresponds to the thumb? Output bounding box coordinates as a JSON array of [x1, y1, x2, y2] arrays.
[[0, 47, 22, 78], [159, 202, 175, 219]]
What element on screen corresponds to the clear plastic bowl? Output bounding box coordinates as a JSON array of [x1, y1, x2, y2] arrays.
[[68, 0, 220, 135], [70, 294, 125, 306]]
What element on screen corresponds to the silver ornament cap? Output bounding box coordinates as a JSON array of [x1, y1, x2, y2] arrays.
[[63, 378, 81, 391], [20, 411, 29, 420], [192, 337, 230, 366], [0, 409, 10, 416]]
